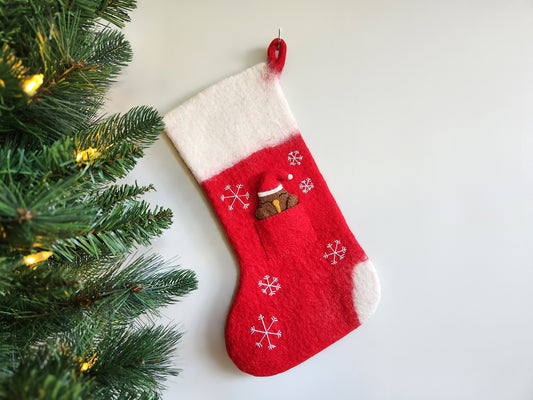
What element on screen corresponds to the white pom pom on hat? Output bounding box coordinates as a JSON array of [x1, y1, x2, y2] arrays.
[[257, 170, 293, 197]]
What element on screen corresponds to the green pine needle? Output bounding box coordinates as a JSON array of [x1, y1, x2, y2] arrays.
[[0, 1, 197, 397]]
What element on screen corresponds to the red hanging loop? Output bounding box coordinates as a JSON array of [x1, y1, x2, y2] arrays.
[[267, 38, 287, 74]]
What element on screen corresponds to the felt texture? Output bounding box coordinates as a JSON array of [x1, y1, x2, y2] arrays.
[[163, 62, 296, 183], [267, 38, 287, 74], [164, 39, 380, 376], [255, 170, 298, 219]]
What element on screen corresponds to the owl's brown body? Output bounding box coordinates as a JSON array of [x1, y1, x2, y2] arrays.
[[255, 189, 298, 220]]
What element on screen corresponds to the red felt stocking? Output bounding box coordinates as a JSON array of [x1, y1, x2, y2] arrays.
[[164, 38, 381, 376]]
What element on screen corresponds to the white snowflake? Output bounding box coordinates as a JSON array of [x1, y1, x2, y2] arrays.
[[258, 275, 281, 296], [299, 178, 314, 193], [288, 150, 303, 166], [323, 239, 347, 265], [250, 314, 281, 350], [220, 184, 250, 210]]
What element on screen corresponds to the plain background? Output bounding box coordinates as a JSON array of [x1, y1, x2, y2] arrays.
[[105, 1, 533, 399]]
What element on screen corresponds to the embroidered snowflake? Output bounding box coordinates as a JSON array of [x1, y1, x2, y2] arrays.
[[250, 314, 281, 350], [220, 184, 250, 210], [299, 178, 314, 193], [288, 150, 303, 166], [323, 239, 347, 265], [258, 275, 281, 296]]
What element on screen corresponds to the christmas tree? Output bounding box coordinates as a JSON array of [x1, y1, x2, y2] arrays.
[[0, 1, 198, 398]]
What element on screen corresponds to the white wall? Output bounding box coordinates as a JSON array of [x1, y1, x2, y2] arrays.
[[106, 1, 533, 399]]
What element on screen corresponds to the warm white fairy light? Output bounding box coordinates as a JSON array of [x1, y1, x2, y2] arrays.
[[75, 147, 97, 163], [24, 251, 53, 266], [80, 353, 98, 372], [22, 74, 44, 95]]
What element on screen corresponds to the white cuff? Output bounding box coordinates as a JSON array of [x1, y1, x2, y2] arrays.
[[164, 63, 298, 183]]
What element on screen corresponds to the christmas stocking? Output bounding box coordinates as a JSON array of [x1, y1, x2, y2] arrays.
[[164, 38, 381, 376]]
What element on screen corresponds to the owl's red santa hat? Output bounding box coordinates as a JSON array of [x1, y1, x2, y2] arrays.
[[257, 170, 293, 197]]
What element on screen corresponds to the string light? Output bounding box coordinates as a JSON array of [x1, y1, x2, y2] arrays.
[[22, 74, 44, 96], [24, 251, 53, 266], [80, 353, 98, 372], [75, 147, 97, 163]]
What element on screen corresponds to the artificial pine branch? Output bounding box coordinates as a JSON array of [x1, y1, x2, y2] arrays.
[[0, 138, 84, 185], [0, 1, 197, 397], [0, 4, 133, 146], [90, 324, 182, 398], [82, 106, 164, 150], [66, 0, 137, 28], [94, 182, 155, 209], [75, 254, 198, 321], [52, 203, 172, 259]]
